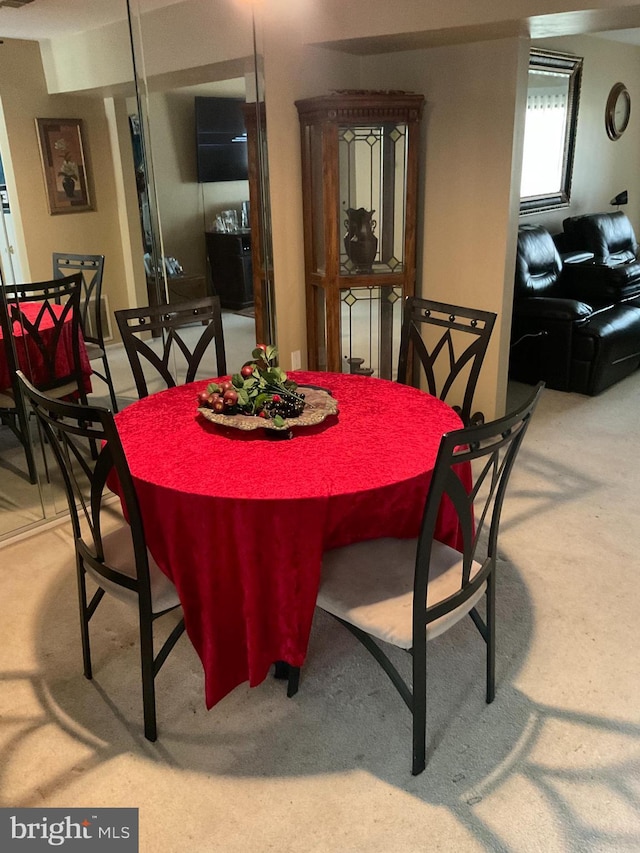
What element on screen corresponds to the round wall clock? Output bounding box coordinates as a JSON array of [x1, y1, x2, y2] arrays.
[[605, 82, 631, 140]]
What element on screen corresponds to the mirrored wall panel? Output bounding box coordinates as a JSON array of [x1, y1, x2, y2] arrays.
[[0, 0, 274, 540]]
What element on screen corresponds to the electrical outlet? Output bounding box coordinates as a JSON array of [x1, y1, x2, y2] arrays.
[[291, 350, 301, 370]]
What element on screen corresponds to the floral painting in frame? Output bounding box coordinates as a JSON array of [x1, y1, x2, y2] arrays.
[[35, 118, 92, 214]]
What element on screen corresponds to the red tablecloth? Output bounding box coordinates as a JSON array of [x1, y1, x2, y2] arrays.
[[113, 371, 467, 708], [0, 301, 92, 393]]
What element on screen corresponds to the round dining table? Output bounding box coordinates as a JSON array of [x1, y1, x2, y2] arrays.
[[113, 371, 467, 708]]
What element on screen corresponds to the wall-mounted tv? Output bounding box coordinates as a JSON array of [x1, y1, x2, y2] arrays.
[[195, 96, 248, 183]]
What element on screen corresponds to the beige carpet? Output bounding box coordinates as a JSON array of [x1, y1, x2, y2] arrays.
[[1, 374, 640, 851]]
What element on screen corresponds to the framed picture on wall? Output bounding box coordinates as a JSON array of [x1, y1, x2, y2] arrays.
[[35, 117, 93, 214]]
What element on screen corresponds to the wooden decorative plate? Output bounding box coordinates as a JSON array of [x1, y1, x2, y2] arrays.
[[198, 386, 338, 432]]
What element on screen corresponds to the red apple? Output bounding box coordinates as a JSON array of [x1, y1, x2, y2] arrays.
[[213, 399, 225, 413], [241, 364, 254, 378], [223, 389, 238, 406], [198, 390, 210, 405]]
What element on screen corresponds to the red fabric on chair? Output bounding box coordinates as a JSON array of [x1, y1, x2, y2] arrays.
[[112, 371, 470, 708]]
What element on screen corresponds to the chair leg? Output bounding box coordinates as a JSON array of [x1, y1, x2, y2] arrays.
[[412, 639, 427, 775], [77, 563, 93, 680], [486, 573, 496, 704], [273, 661, 300, 697], [139, 617, 158, 742], [16, 405, 38, 485], [287, 666, 300, 697]]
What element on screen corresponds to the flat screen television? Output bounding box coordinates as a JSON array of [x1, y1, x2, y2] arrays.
[[195, 96, 248, 183]]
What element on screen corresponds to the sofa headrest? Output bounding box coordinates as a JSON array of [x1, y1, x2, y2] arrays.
[[515, 224, 563, 298], [563, 211, 638, 264]]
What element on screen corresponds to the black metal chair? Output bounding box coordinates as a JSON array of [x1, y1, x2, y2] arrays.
[[305, 382, 543, 775], [0, 308, 36, 483], [397, 296, 497, 426], [53, 253, 119, 412], [17, 371, 186, 742], [114, 296, 227, 399], [0, 273, 85, 483]]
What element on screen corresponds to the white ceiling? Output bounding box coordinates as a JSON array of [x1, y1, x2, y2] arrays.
[[597, 27, 640, 45], [2, 0, 640, 46], [0, 0, 183, 40]]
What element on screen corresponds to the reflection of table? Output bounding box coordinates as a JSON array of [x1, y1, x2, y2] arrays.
[[113, 372, 466, 708], [0, 301, 92, 393]]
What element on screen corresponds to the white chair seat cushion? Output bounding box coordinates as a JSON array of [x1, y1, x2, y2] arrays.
[[317, 538, 486, 650], [0, 388, 14, 407], [84, 342, 105, 361], [84, 523, 181, 615], [0, 383, 77, 404], [47, 381, 80, 399]]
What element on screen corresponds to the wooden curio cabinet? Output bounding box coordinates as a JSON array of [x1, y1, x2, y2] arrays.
[[295, 91, 425, 377]]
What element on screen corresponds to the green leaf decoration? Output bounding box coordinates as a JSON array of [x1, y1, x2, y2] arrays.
[[199, 343, 304, 424], [264, 368, 281, 385], [254, 393, 269, 410], [236, 387, 250, 407]]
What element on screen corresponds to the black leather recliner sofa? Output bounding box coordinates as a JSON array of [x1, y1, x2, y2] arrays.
[[510, 223, 640, 395], [560, 210, 640, 306]]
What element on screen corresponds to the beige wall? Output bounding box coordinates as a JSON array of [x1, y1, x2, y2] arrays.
[[0, 39, 135, 335], [261, 30, 360, 369], [357, 38, 527, 419], [521, 33, 640, 233]]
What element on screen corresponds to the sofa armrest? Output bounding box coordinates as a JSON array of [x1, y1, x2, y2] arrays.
[[514, 296, 593, 322], [561, 251, 595, 265]]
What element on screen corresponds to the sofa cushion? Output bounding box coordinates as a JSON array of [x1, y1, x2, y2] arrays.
[[562, 259, 640, 305], [563, 211, 639, 264], [515, 224, 563, 298]]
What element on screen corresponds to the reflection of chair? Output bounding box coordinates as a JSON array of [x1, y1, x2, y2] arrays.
[[305, 383, 543, 775], [0, 304, 36, 483], [0, 273, 85, 483], [397, 296, 496, 426], [114, 296, 227, 399], [53, 253, 118, 412], [17, 372, 186, 742]]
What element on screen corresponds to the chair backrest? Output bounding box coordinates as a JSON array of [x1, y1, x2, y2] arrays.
[[114, 296, 227, 399], [397, 296, 497, 426], [0, 276, 37, 480], [563, 211, 639, 265], [514, 224, 564, 298], [52, 253, 106, 348], [16, 371, 153, 603], [5, 274, 84, 396], [414, 381, 543, 633]]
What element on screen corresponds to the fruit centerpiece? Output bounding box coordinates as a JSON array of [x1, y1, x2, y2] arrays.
[[197, 344, 337, 433]]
